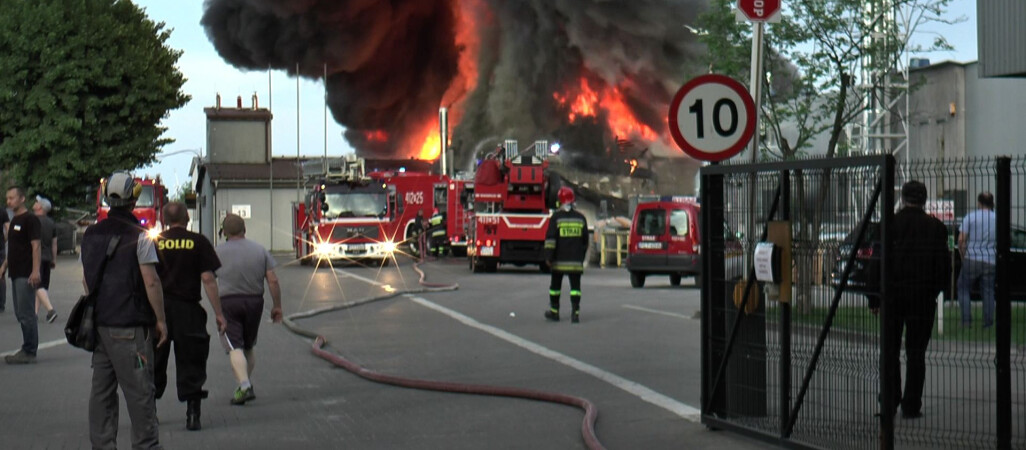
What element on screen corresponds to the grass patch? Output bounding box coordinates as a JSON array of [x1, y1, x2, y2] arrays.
[[767, 303, 1026, 345]]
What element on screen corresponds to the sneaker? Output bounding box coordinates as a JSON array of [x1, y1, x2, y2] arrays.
[[231, 386, 255, 405], [544, 310, 559, 322], [46, 310, 58, 323], [5, 350, 37, 364]]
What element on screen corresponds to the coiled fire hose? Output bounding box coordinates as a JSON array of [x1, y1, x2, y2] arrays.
[[282, 262, 606, 450]]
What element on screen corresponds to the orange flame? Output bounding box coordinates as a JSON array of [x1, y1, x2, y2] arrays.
[[419, 128, 441, 160], [554, 78, 659, 142], [365, 130, 388, 143], [628, 158, 639, 175]]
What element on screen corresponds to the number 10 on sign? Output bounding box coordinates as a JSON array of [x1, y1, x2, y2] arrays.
[[668, 74, 756, 162]]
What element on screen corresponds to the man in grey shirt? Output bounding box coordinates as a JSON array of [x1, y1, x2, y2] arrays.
[[215, 214, 282, 405]]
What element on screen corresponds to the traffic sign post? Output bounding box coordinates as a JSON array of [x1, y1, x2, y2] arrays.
[[668, 74, 756, 162], [737, 0, 781, 22]]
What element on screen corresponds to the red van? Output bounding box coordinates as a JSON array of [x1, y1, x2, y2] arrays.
[[626, 197, 701, 288]]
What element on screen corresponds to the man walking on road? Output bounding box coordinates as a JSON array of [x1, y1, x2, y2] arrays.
[[83, 171, 167, 449], [2, 186, 41, 364], [215, 214, 283, 405], [33, 196, 58, 323], [154, 202, 226, 431], [543, 187, 589, 323], [875, 180, 949, 419], [958, 191, 996, 327]]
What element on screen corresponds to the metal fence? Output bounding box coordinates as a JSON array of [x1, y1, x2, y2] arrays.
[[699, 155, 1024, 449]]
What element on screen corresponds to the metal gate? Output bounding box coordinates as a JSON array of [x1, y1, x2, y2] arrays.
[[699, 155, 1022, 449]]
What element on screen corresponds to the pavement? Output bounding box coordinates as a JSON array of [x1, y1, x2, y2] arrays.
[[0, 253, 772, 449]]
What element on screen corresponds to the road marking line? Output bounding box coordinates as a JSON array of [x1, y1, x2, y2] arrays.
[[2, 338, 67, 357], [336, 267, 702, 422], [622, 304, 694, 320]]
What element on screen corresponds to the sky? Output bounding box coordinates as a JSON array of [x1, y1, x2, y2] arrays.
[[135, 0, 980, 194]]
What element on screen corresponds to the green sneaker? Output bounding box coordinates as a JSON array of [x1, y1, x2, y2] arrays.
[[231, 386, 255, 405]]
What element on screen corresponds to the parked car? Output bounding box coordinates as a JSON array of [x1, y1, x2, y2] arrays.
[[626, 197, 701, 288], [829, 221, 1026, 301]]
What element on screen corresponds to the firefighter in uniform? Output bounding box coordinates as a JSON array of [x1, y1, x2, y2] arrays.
[[427, 210, 447, 256], [153, 202, 226, 431], [544, 187, 589, 323]]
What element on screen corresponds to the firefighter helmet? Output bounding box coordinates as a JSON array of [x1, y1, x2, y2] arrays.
[[103, 171, 142, 207], [557, 186, 575, 206]]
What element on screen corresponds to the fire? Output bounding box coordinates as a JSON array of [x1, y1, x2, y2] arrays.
[[554, 77, 660, 142], [419, 129, 441, 160], [627, 158, 639, 175]]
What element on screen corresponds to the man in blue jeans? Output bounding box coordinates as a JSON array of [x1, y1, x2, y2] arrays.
[[1, 186, 41, 364], [958, 191, 996, 328]]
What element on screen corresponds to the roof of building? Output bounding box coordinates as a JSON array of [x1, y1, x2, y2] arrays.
[[203, 107, 273, 122]]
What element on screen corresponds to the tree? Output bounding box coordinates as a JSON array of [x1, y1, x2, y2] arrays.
[[0, 0, 189, 211], [698, 0, 958, 311]]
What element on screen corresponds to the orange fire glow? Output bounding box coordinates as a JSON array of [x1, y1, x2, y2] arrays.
[[554, 78, 660, 142], [627, 158, 639, 175], [365, 130, 388, 143], [419, 129, 441, 160]]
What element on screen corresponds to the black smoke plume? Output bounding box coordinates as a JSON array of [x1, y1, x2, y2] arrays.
[[202, 0, 707, 170]]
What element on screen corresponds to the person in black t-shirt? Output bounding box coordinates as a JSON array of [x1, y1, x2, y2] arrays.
[[154, 202, 225, 431], [0, 207, 9, 312], [1, 186, 41, 364]]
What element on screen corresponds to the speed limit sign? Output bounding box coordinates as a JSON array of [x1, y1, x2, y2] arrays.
[[668, 74, 756, 162]]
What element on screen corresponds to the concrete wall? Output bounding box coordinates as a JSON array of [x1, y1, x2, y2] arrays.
[[965, 63, 1026, 158], [207, 121, 269, 164], [204, 187, 304, 253], [908, 63, 967, 160]]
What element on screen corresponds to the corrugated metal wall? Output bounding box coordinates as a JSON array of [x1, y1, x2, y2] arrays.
[[978, 0, 1026, 78]]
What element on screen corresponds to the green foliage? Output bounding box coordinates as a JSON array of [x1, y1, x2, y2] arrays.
[[697, 0, 956, 160], [0, 0, 189, 210]]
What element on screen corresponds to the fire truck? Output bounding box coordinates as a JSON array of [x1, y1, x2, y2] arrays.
[[96, 176, 169, 236], [467, 140, 555, 273], [431, 177, 474, 256], [293, 155, 443, 264]]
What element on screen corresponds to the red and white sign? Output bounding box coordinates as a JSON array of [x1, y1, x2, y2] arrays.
[[668, 74, 756, 162], [738, 0, 781, 22], [926, 200, 955, 221]]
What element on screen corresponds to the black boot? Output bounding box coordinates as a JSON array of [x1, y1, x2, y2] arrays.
[[186, 399, 201, 431]]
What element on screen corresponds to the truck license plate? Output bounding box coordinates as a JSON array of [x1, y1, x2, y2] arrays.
[[481, 247, 494, 256], [639, 242, 662, 250]]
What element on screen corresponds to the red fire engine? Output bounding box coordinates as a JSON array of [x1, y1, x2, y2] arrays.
[[96, 176, 169, 236], [293, 155, 443, 264], [467, 140, 554, 273], [431, 178, 474, 256]]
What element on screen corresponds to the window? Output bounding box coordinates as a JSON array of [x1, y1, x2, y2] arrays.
[[669, 209, 689, 237], [638, 209, 665, 236], [324, 192, 387, 218]]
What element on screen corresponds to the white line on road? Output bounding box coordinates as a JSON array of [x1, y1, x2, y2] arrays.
[[336, 267, 702, 422], [622, 304, 694, 320], [2, 338, 67, 357]]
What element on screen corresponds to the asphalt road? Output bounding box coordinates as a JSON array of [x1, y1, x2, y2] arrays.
[[0, 253, 769, 449]]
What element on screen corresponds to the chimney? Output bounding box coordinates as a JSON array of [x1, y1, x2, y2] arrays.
[[236, 95, 243, 109], [216, 93, 222, 109], [252, 92, 259, 110]]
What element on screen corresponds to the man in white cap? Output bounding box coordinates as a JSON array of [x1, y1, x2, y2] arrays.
[[33, 195, 58, 323]]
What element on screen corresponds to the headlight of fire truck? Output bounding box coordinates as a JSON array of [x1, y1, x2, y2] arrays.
[[380, 240, 397, 255], [146, 226, 162, 241], [314, 242, 336, 259]]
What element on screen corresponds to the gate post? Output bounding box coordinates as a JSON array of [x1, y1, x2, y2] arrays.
[[879, 156, 896, 449], [779, 169, 791, 437], [995, 156, 1011, 449], [701, 170, 727, 416]]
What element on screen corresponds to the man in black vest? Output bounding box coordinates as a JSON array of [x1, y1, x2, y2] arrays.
[[82, 171, 167, 449]]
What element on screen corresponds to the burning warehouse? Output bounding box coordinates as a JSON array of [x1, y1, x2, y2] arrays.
[[202, 0, 707, 180]]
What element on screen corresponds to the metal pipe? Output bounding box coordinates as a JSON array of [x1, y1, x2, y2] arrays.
[[439, 107, 449, 176]]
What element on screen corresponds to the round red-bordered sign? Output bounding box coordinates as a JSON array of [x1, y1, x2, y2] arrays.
[[668, 74, 756, 162]]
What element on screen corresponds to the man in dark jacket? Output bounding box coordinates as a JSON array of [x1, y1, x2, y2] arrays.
[[877, 180, 949, 419], [83, 171, 167, 449], [544, 187, 589, 323], [154, 201, 226, 431]]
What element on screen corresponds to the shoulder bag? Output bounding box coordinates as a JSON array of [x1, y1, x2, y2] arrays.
[[65, 235, 121, 352]]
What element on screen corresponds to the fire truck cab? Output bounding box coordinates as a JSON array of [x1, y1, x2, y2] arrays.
[[96, 176, 169, 234], [467, 140, 553, 273], [294, 155, 442, 264]]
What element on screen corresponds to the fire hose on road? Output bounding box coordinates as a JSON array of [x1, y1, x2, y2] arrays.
[[281, 262, 606, 450]]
